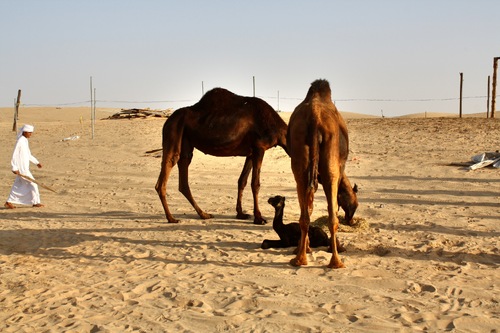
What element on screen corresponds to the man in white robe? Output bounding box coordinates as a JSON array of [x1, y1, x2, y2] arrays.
[[4, 124, 44, 209]]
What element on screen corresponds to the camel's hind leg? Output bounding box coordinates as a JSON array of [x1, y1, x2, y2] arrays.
[[236, 156, 252, 220], [156, 113, 185, 223], [178, 144, 213, 220], [250, 149, 266, 225], [156, 147, 181, 223], [290, 179, 313, 266], [322, 171, 345, 269]]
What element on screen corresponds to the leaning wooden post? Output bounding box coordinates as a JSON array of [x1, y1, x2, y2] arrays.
[[12, 89, 21, 132], [459, 72, 463, 118], [491, 57, 499, 119]]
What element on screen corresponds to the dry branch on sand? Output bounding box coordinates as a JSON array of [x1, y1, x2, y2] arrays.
[[104, 108, 173, 120], [144, 148, 162, 158]]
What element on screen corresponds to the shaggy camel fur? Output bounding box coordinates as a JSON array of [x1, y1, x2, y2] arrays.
[[155, 88, 287, 224], [287, 79, 350, 268], [261, 195, 329, 250]]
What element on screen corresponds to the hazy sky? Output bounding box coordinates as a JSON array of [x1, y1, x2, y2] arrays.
[[1, 0, 499, 116]]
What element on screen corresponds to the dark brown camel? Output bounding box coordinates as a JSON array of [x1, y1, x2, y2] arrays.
[[287, 79, 350, 268], [155, 88, 287, 224], [261, 195, 330, 250]]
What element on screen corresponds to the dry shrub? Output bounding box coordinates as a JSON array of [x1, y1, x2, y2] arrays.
[[312, 215, 369, 233]]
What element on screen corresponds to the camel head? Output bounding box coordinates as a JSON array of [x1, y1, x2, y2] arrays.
[[338, 183, 358, 226], [268, 195, 285, 209]]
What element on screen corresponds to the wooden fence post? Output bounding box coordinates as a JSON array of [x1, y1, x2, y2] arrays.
[[492, 57, 499, 119], [12, 90, 21, 132], [253, 76, 255, 97], [459, 73, 463, 118], [487, 76, 490, 118]]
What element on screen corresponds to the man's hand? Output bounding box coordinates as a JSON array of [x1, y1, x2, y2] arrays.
[[12, 170, 20, 175], [37, 163, 42, 169]]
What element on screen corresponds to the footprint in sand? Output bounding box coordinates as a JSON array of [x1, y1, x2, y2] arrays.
[[439, 287, 466, 313], [404, 281, 437, 294]]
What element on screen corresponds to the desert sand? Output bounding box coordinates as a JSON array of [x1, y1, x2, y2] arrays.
[[0, 106, 499, 332]]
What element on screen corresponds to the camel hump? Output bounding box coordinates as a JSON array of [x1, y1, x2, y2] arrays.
[[195, 88, 236, 110], [307, 79, 332, 102]]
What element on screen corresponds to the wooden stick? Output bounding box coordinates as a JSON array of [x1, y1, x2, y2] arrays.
[[18, 174, 57, 193], [145, 148, 162, 154]]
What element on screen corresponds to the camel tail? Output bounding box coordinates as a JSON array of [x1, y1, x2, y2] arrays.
[[159, 109, 186, 168], [307, 119, 320, 196]]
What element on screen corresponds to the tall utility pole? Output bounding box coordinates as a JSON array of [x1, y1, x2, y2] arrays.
[[491, 57, 499, 119], [459, 72, 463, 118]]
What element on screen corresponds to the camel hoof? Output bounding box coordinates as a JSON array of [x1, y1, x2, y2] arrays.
[[236, 212, 251, 220], [253, 218, 267, 225], [290, 257, 308, 267], [168, 219, 180, 224], [199, 212, 213, 220], [327, 259, 345, 269]]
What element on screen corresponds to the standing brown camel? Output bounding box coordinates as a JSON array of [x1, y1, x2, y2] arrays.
[[287, 79, 349, 268], [155, 88, 287, 224]]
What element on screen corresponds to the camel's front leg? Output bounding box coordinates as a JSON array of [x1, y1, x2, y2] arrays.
[[178, 153, 213, 220], [327, 214, 345, 268], [236, 156, 252, 220], [251, 150, 266, 225]]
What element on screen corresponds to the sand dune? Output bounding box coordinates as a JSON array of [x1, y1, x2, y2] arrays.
[[0, 107, 499, 332]]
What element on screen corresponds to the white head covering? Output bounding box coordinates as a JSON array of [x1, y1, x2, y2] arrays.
[[17, 124, 35, 139]]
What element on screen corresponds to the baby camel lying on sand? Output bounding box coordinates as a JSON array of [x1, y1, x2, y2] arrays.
[[262, 195, 346, 252]]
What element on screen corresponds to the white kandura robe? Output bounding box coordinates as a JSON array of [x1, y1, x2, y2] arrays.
[[6, 135, 41, 205]]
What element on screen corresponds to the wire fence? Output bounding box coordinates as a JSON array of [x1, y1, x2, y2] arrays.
[[19, 94, 499, 108]]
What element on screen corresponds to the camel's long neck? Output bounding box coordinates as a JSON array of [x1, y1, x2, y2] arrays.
[[272, 204, 285, 230], [279, 131, 289, 156]]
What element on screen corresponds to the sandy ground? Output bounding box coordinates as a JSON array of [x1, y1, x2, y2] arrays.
[[0, 107, 499, 332]]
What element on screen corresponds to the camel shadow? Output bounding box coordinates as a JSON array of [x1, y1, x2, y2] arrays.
[[345, 244, 500, 267], [1, 210, 497, 269], [354, 175, 500, 184], [369, 221, 500, 238]]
